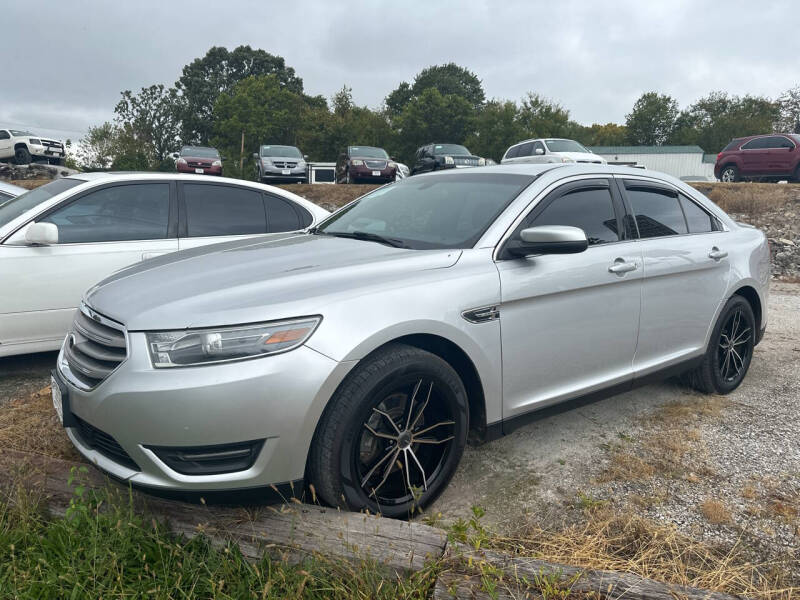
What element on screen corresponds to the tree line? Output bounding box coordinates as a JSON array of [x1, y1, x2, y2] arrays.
[[77, 45, 800, 178]]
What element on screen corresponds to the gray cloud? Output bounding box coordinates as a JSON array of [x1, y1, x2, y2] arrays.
[[1, 0, 796, 142]]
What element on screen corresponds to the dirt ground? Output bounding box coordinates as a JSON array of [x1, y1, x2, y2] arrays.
[[432, 282, 799, 569]]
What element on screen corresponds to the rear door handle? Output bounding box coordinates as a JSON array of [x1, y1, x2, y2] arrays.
[[708, 247, 728, 260], [608, 259, 638, 274]]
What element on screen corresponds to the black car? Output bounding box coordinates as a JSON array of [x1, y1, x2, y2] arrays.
[[411, 143, 485, 175]]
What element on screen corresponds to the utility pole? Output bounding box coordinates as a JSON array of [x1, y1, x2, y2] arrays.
[[239, 130, 245, 175]]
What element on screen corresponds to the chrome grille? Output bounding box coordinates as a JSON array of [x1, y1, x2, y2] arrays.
[[454, 157, 479, 166], [273, 161, 298, 168], [364, 160, 387, 169], [187, 160, 212, 168], [64, 305, 127, 389]]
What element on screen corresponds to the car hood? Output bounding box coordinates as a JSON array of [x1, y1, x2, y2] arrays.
[[86, 234, 462, 330], [557, 151, 605, 163], [351, 156, 390, 161]]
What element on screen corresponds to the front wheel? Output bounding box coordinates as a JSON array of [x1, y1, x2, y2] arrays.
[[308, 344, 468, 518], [14, 146, 32, 165], [719, 165, 739, 183], [685, 296, 755, 394]]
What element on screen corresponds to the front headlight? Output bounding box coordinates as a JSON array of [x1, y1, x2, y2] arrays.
[[351, 159, 364, 166], [388, 161, 397, 169], [477, 157, 486, 166], [297, 160, 306, 168], [146, 316, 321, 368], [177, 157, 187, 165], [29, 138, 42, 146], [212, 160, 222, 167], [444, 156, 454, 165]]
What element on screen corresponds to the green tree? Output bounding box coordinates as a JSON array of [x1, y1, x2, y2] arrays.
[[465, 100, 523, 162], [585, 122, 629, 146], [76, 122, 151, 171], [517, 93, 573, 138], [775, 85, 800, 134], [625, 92, 679, 145], [114, 84, 181, 169], [176, 45, 304, 144], [211, 75, 307, 179], [385, 63, 485, 118], [669, 92, 778, 152], [395, 88, 475, 163]]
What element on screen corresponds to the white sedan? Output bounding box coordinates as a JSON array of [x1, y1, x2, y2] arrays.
[[0, 172, 329, 357]]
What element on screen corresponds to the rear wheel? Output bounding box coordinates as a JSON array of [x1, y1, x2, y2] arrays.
[[308, 344, 468, 518], [719, 165, 739, 182], [685, 296, 755, 394], [14, 146, 31, 165]]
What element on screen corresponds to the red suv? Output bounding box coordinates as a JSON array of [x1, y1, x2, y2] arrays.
[[715, 134, 800, 182]]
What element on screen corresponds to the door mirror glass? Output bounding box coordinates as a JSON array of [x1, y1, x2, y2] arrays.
[[509, 226, 588, 256], [534, 147, 545, 155], [25, 221, 59, 245]]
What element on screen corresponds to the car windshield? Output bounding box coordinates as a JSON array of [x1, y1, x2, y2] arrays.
[[545, 139, 589, 153], [432, 144, 471, 156], [181, 146, 219, 158], [260, 145, 302, 158], [9, 130, 35, 136], [316, 173, 535, 250], [349, 146, 389, 159], [0, 178, 84, 229]]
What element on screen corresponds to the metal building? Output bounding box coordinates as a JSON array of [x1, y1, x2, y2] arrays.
[[588, 145, 717, 181]]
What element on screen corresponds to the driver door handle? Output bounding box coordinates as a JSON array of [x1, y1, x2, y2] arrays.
[[708, 247, 728, 260], [608, 259, 638, 274]]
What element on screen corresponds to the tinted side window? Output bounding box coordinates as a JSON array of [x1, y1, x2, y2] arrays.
[[0, 130, 10, 140], [680, 195, 716, 233], [625, 186, 687, 238], [722, 139, 742, 151], [530, 186, 620, 245], [184, 184, 266, 237], [767, 136, 794, 149], [516, 142, 534, 157], [265, 195, 301, 232], [741, 138, 767, 150], [504, 145, 519, 159], [43, 184, 169, 243]]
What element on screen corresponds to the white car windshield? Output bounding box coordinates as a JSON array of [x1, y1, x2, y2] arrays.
[[0, 179, 84, 229], [545, 139, 589, 153], [316, 173, 535, 250]]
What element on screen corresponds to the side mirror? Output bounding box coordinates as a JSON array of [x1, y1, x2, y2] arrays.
[[505, 225, 588, 258], [534, 148, 545, 155], [303, 154, 309, 160], [25, 222, 58, 245], [252, 153, 259, 159]]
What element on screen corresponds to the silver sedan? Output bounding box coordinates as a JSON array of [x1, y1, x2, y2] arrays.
[[53, 164, 770, 517]]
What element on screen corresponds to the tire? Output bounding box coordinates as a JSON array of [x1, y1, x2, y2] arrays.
[[684, 296, 755, 394], [719, 165, 739, 183], [794, 165, 800, 183], [14, 146, 32, 165], [308, 343, 469, 518]]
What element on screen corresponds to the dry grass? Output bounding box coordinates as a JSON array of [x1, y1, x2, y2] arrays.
[[500, 509, 797, 599], [10, 178, 53, 190], [0, 386, 80, 460], [700, 499, 732, 525], [277, 183, 382, 211], [690, 182, 798, 218]]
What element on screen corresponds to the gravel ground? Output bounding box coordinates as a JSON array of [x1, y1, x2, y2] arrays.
[[432, 283, 799, 569]]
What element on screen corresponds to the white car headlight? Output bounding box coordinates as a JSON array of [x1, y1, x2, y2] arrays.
[[478, 157, 486, 166], [388, 161, 397, 169], [351, 159, 364, 166], [444, 156, 454, 165], [146, 316, 321, 368], [212, 160, 222, 167]]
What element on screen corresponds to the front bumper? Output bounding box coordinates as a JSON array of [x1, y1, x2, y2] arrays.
[[57, 333, 354, 492], [260, 164, 307, 181], [350, 165, 396, 182], [177, 163, 222, 176], [29, 144, 65, 158]]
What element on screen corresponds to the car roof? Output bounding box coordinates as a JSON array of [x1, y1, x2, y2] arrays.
[[0, 180, 26, 195]]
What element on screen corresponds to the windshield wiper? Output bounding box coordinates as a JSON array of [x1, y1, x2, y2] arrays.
[[314, 229, 409, 248]]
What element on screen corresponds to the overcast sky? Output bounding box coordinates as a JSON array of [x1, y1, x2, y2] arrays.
[[1, 0, 796, 142]]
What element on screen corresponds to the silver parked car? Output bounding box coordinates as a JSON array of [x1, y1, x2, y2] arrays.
[[502, 138, 606, 165], [53, 164, 769, 517], [0, 180, 25, 202], [254, 145, 308, 183]]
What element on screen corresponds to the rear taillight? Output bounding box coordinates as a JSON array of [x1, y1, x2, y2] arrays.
[[717, 152, 723, 161]]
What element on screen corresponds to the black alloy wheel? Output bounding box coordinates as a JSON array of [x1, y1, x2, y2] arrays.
[[309, 344, 468, 518], [685, 296, 755, 394]]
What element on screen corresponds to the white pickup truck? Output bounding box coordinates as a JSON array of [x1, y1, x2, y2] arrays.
[[0, 128, 66, 165]]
